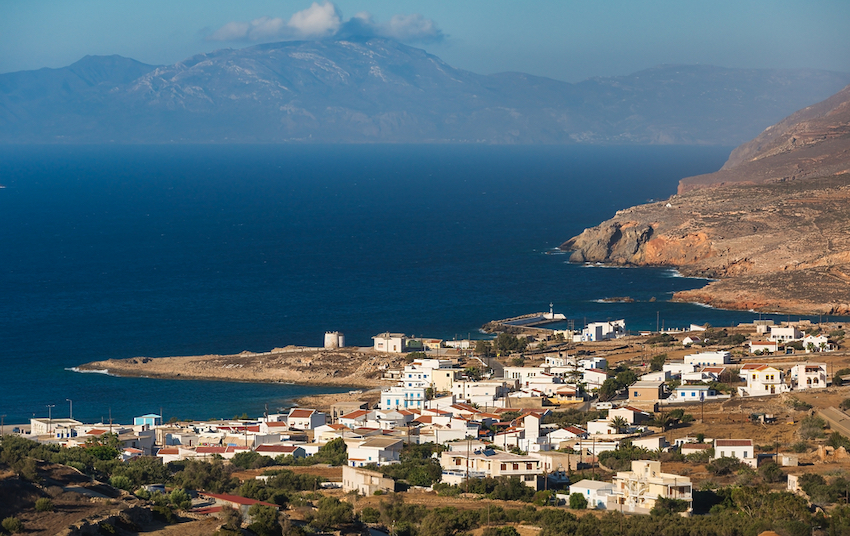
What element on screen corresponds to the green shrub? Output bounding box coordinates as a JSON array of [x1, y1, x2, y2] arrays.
[[109, 475, 133, 491], [840, 399, 850, 411], [799, 415, 826, 440], [360, 506, 380, 524], [169, 488, 192, 510], [98, 521, 117, 535], [1, 517, 23, 534], [34, 497, 53, 512], [152, 505, 177, 524], [569, 492, 587, 509], [706, 456, 744, 476], [759, 462, 785, 483], [791, 441, 809, 453]]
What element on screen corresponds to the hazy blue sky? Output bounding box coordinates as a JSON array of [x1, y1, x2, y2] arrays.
[[2, 0, 849, 81]]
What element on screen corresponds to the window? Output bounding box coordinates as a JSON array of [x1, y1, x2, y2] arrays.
[[513, 463, 519, 470], [501, 463, 506, 470], [527, 463, 533, 470]]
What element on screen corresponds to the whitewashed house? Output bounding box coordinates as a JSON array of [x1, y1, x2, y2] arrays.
[[609, 460, 693, 514], [792, 363, 828, 390], [738, 364, 788, 396], [671, 384, 718, 402], [639, 370, 670, 382], [748, 340, 779, 354], [608, 406, 651, 425], [582, 368, 608, 390], [663, 363, 697, 377], [684, 351, 731, 367], [381, 385, 427, 410], [372, 332, 407, 353], [579, 320, 626, 342], [570, 480, 615, 509], [803, 335, 832, 353], [713, 439, 756, 468], [287, 408, 326, 430], [769, 326, 803, 342], [579, 357, 608, 370], [346, 436, 404, 467]]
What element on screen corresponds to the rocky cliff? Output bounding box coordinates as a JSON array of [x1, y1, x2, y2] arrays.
[[562, 85, 850, 315]]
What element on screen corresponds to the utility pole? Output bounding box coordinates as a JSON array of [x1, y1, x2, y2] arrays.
[[109, 407, 113, 435], [46, 404, 55, 435], [66, 399, 73, 420]]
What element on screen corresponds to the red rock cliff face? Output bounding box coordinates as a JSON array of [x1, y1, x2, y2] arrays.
[[561, 85, 850, 314]]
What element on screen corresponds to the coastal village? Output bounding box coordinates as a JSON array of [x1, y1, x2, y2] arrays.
[[4, 312, 850, 535]]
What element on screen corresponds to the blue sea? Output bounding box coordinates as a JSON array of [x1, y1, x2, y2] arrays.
[[0, 144, 837, 425]]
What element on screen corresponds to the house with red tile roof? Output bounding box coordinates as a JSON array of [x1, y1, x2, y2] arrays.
[[287, 408, 326, 430], [713, 439, 756, 467]]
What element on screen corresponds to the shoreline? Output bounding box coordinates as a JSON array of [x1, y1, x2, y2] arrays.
[[75, 346, 403, 391]]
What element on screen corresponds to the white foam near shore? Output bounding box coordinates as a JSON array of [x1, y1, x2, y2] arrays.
[[65, 367, 114, 376]]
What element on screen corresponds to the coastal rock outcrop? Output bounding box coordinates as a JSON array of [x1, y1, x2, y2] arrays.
[[561, 84, 850, 315], [78, 347, 404, 387]]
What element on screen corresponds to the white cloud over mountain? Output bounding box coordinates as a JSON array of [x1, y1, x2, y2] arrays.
[[207, 2, 443, 43]]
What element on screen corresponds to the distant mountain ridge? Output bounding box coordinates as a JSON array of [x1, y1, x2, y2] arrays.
[[2, 38, 850, 144]]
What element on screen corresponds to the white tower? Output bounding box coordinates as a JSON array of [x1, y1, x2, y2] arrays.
[[324, 331, 345, 349]]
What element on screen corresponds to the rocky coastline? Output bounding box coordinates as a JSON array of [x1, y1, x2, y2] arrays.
[[561, 83, 850, 316], [76, 346, 403, 389]]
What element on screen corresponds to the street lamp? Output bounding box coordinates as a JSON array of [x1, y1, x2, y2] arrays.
[[46, 404, 55, 435], [66, 399, 73, 420]]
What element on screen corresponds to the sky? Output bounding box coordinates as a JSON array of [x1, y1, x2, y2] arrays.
[[1, 1, 849, 82]]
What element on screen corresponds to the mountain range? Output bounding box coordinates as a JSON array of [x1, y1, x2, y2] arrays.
[[2, 38, 850, 144]]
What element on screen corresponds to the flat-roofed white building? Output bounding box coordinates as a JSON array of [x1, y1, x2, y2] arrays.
[[342, 466, 395, 495], [748, 340, 779, 354], [684, 351, 731, 367], [769, 326, 803, 342], [373, 332, 407, 353], [570, 480, 615, 509], [582, 368, 608, 390], [803, 335, 832, 353], [792, 363, 828, 390], [609, 460, 692, 514], [663, 363, 698, 377], [579, 320, 626, 342], [440, 448, 542, 488], [381, 385, 427, 410], [346, 436, 404, 467]]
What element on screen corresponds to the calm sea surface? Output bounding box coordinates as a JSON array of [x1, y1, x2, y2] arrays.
[[0, 144, 837, 424]]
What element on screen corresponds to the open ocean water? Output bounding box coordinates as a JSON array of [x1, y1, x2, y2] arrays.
[[0, 144, 840, 425]]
